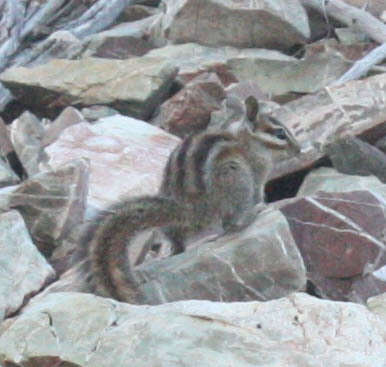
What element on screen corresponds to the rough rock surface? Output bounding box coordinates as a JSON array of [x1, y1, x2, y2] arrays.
[[324, 135, 386, 183], [153, 72, 226, 137], [0, 292, 384, 367], [44, 115, 180, 217], [10, 111, 46, 177], [154, 0, 310, 49], [0, 57, 178, 120], [281, 167, 386, 302], [0, 159, 89, 255], [0, 210, 55, 320], [130, 208, 306, 304]]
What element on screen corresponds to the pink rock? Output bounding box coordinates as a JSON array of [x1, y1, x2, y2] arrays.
[[45, 115, 180, 217]]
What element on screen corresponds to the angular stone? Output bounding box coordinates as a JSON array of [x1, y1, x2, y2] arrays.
[[0, 292, 384, 366], [0, 57, 178, 120], [5, 159, 89, 255], [0, 159, 18, 188], [44, 115, 180, 218], [227, 41, 353, 96], [120, 4, 160, 22], [267, 73, 386, 180], [131, 209, 306, 304], [324, 135, 386, 183], [298, 167, 386, 197], [42, 106, 85, 147], [0, 210, 55, 320], [81, 105, 120, 122], [146, 43, 295, 86], [153, 72, 226, 137], [83, 16, 159, 59], [280, 168, 386, 302], [10, 111, 46, 177], [154, 0, 309, 50]]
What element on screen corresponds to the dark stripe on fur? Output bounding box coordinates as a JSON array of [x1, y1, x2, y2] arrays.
[[175, 135, 194, 197]]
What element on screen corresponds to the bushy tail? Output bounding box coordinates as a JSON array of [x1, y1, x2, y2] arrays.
[[87, 196, 183, 303]]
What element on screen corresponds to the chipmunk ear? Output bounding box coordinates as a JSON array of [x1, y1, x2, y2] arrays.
[[244, 96, 259, 123]]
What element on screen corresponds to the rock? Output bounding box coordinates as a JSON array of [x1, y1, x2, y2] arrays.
[[280, 167, 386, 302], [335, 27, 369, 44], [9, 111, 46, 177], [154, 0, 309, 50], [324, 135, 386, 183], [2, 159, 90, 256], [227, 40, 353, 97], [266, 72, 386, 179], [368, 292, 386, 323], [375, 135, 386, 153], [146, 43, 295, 86], [42, 106, 85, 147], [152, 72, 226, 137], [12, 31, 83, 68], [0, 159, 18, 188], [81, 105, 120, 122], [119, 4, 160, 22], [82, 16, 159, 59], [130, 209, 306, 304], [297, 167, 386, 197], [44, 115, 180, 218], [0, 57, 178, 120], [0, 117, 14, 161], [0, 292, 384, 366], [0, 210, 55, 320]]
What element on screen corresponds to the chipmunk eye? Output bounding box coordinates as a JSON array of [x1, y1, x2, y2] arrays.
[[272, 128, 286, 140]]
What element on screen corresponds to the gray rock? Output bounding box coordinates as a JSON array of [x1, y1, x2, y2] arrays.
[[0, 292, 384, 366], [297, 167, 386, 197], [81, 16, 159, 59], [227, 42, 353, 96], [0, 159, 19, 188], [81, 105, 120, 122], [0, 210, 55, 320], [0, 57, 178, 120], [324, 135, 386, 182], [131, 208, 306, 304], [9, 111, 46, 177], [5, 159, 90, 255], [265, 72, 386, 180], [146, 43, 296, 86], [42, 106, 85, 147], [154, 0, 309, 50]]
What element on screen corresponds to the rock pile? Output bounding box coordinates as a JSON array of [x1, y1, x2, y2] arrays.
[[0, 0, 385, 365]]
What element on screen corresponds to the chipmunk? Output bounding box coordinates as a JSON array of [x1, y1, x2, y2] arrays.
[[86, 96, 300, 303]]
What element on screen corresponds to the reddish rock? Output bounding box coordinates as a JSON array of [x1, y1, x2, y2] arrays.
[[153, 72, 226, 137], [280, 190, 386, 301]]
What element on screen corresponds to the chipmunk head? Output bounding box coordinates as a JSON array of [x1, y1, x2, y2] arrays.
[[240, 95, 301, 154]]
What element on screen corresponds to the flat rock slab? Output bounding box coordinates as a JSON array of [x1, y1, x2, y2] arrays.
[[0, 57, 178, 119], [44, 115, 180, 218], [0, 292, 384, 366], [0, 210, 55, 320]]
